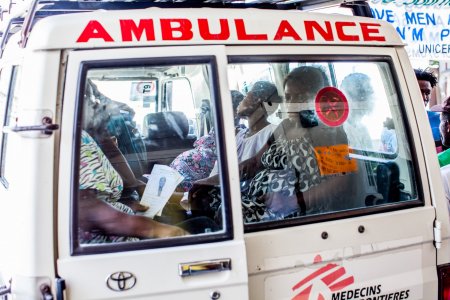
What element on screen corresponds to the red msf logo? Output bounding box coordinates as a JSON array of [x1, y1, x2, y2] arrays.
[[291, 255, 354, 300]]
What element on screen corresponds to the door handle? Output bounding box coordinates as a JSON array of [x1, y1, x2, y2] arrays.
[[179, 258, 231, 277]]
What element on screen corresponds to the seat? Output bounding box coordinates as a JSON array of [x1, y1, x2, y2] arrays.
[[106, 112, 147, 178], [143, 111, 197, 171], [375, 162, 404, 204], [144, 111, 196, 148]]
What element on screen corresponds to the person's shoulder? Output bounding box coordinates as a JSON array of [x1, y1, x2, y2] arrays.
[[427, 110, 440, 118], [441, 165, 450, 190]]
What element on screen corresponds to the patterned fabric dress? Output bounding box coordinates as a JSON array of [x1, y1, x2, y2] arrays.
[[169, 131, 217, 192], [79, 130, 138, 244], [241, 136, 321, 223], [198, 135, 322, 225]]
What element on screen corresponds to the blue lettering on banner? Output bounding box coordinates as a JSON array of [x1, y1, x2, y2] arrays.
[[419, 44, 450, 54], [371, 1, 450, 58], [442, 29, 450, 40], [412, 27, 424, 41], [396, 27, 406, 39], [371, 8, 399, 23], [405, 12, 437, 25]]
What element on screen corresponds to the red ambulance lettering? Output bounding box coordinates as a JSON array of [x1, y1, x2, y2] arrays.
[[305, 21, 333, 41], [235, 19, 268, 40], [360, 23, 386, 41], [335, 21, 359, 41], [160, 19, 193, 40], [76, 20, 114, 42], [198, 19, 230, 40], [120, 19, 155, 41], [75, 18, 387, 44], [274, 20, 302, 40]]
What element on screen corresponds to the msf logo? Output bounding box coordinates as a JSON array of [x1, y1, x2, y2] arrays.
[[291, 255, 354, 300]]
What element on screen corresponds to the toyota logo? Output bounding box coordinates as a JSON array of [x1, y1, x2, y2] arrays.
[[106, 271, 137, 292]]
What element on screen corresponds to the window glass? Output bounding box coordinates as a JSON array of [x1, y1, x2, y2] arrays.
[[0, 66, 20, 186], [76, 62, 227, 249], [223, 59, 418, 228]]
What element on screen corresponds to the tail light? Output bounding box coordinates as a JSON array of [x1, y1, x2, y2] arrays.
[[439, 264, 450, 300]]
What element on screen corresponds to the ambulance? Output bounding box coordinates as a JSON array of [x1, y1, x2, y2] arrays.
[[0, 0, 448, 299]]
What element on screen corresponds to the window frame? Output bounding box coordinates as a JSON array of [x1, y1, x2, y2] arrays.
[[227, 54, 424, 233], [0, 65, 20, 189], [70, 56, 234, 255]]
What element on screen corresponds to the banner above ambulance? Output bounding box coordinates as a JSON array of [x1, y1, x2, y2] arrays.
[[370, 0, 450, 59]]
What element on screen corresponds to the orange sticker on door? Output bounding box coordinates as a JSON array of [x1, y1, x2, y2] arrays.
[[314, 144, 357, 175]]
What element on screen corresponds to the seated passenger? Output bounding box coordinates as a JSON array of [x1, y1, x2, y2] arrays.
[[84, 79, 147, 211], [79, 130, 188, 243], [380, 117, 397, 153], [86, 79, 147, 178], [431, 97, 450, 167], [79, 85, 189, 243], [190, 66, 354, 223], [340, 72, 375, 150], [169, 90, 244, 192], [209, 81, 281, 176]]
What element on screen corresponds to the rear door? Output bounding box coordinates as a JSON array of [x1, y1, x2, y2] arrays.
[[57, 45, 249, 299], [224, 45, 437, 300]]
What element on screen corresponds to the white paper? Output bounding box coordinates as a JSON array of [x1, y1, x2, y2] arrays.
[[139, 164, 184, 218]]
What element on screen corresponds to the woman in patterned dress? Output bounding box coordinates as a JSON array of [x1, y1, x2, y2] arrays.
[[78, 80, 188, 243], [189, 66, 351, 223]]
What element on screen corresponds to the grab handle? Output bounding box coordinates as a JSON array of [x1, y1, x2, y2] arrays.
[[3, 117, 59, 135]]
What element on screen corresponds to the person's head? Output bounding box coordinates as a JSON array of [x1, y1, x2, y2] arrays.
[[82, 80, 110, 137], [340, 72, 375, 120], [237, 81, 281, 118], [283, 66, 329, 104], [415, 69, 438, 107], [230, 90, 244, 125], [431, 96, 450, 147], [281, 66, 329, 120], [383, 117, 395, 130]]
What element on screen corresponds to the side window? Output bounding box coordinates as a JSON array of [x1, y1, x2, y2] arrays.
[[0, 66, 20, 188], [226, 59, 419, 231], [74, 60, 230, 252], [163, 78, 198, 136]]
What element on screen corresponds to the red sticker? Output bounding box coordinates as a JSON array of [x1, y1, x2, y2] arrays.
[[315, 87, 349, 127]]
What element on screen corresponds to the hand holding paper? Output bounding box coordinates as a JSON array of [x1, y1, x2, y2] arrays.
[[139, 164, 184, 218]]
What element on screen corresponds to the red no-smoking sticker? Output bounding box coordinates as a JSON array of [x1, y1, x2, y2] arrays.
[[315, 87, 349, 127]]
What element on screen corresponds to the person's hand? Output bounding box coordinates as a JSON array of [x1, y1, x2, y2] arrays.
[[125, 201, 149, 213], [262, 192, 299, 217], [135, 180, 147, 198], [151, 222, 189, 238], [188, 182, 212, 211]]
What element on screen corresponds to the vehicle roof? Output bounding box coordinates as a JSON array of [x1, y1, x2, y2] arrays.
[[24, 7, 403, 51]]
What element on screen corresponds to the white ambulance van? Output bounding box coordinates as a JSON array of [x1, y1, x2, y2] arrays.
[[0, 0, 449, 299]]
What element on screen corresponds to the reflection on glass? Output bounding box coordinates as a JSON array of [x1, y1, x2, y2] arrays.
[[77, 64, 224, 245], [226, 60, 416, 226]]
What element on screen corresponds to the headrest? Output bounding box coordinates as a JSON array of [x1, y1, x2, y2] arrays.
[[145, 111, 189, 139]]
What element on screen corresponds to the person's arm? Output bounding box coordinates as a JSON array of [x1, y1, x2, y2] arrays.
[[97, 137, 143, 188], [79, 189, 188, 238]]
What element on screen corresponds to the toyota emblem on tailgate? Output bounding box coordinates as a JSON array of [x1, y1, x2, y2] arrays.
[[106, 271, 137, 291]]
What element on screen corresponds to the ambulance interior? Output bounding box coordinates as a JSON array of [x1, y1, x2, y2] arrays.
[[83, 58, 418, 234]]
